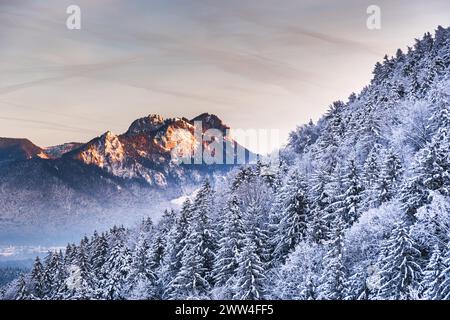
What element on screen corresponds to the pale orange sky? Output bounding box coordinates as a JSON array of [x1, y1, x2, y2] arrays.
[[0, 0, 449, 152]]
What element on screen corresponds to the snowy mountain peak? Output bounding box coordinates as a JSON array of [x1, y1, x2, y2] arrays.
[[58, 113, 253, 185], [126, 114, 166, 135], [74, 131, 125, 171], [102, 130, 119, 141], [44, 142, 83, 158], [191, 113, 230, 132]]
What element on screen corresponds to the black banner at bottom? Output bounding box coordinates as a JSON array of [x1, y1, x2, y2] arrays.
[[0, 300, 446, 319]]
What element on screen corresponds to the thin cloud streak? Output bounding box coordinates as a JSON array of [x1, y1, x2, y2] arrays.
[[0, 116, 99, 135], [0, 56, 143, 96], [0, 100, 123, 127]]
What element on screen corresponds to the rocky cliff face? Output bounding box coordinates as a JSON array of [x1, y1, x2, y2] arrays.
[[64, 113, 252, 186]]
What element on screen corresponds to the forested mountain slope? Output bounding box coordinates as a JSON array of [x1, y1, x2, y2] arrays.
[[2, 26, 449, 300]]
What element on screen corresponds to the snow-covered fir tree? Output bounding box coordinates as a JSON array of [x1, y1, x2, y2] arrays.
[[161, 199, 193, 298], [436, 242, 450, 299], [100, 238, 131, 300], [421, 245, 445, 300], [272, 169, 309, 263], [376, 220, 422, 299], [29, 257, 44, 300], [375, 149, 403, 206], [126, 232, 157, 299], [317, 215, 347, 300], [232, 237, 266, 300], [168, 181, 216, 299], [213, 195, 244, 291]]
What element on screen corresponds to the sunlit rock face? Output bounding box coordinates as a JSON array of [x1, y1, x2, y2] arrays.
[[126, 114, 165, 136], [62, 113, 253, 187]]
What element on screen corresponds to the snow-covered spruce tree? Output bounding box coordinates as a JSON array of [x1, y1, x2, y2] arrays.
[[437, 84, 450, 117], [401, 124, 450, 218], [428, 91, 450, 133], [433, 26, 450, 68], [271, 159, 290, 193], [313, 102, 345, 170], [288, 119, 320, 155], [244, 197, 271, 265], [43, 251, 67, 299], [169, 180, 216, 299], [190, 180, 217, 283], [436, 242, 450, 299], [421, 245, 445, 300], [400, 178, 429, 221], [417, 130, 450, 194], [169, 238, 210, 299], [100, 238, 131, 300], [330, 158, 364, 228], [29, 257, 45, 300], [355, 102, 383, 155], [148, 233, 165, 272], [89, 232, 109, 293], [361, 144, 382, 210], [240, 197, 272, 296], [377, 220, 422, 299], [231, 166, 256, 192], [148, 212, 176, 298], [42, 252, 56, 298], [126, 232, 157, 299], [343, 268, 371, 300], [213, 195, 244, 293], [140, 216, 154, 235], [15, 275, 30, 300], [307, 165, 333, 244], [110, 225, 128, 243], [54, 250, 68, 298], [157, 209, 176, 239], [151, 209, 176, 272], [69, 242, 95, 300], [317, 215, 347, 300], [344, 158, 364, 224], [147, 234, 167, 298], [272, 169, 309, 264], [64, 243, 77, 266], [161, 199, 193, 299], [232, 237, 266, 300], [375, 149, 403, 206]]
